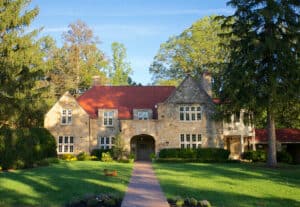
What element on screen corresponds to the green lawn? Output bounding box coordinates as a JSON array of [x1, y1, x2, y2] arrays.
[[154, 162, 300, 207], [0, 161, 133, 207]]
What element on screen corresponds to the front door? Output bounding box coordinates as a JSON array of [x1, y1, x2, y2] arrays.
[[132, 136, 155, 161]]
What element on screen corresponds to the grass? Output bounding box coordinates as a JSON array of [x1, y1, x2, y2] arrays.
[[0, 161, 133, 207], [154, 162, 300, 207]]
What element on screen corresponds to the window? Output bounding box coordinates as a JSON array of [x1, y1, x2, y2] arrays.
[[61, 109, 72, 124], [179, 106, 201, 121], [138, 111, 149, 120], [179, 134, 202, 149], [103, 111, 114, 126], [98, 136, 115, 149], [58, 136, 74, 153]]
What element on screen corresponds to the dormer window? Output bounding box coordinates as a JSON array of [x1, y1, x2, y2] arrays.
[[61, 109, 72, 125], [179, 105, 201, 121], [138, 111, 149, 120], [103, 111, 114, 126]]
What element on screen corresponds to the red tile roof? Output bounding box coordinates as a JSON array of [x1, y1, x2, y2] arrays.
[[255, 128, 300, 143], [77, 86, 175, 119]]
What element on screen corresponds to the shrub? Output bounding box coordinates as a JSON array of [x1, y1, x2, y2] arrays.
[[242, 150, 266, 162], [44, 157, 60, 164], [91, 149, 113, 160], [0, 127, 57, 170], [101, 152, 113, 162], [277, 151, 293, 163], [158, 148, 230, 162], [36, 159, 50, 167], [77, 152, 89, 161], [60, 154, 77, 161]]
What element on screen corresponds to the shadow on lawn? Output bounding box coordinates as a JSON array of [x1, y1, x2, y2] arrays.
[[0, 162, 132, 207], [154, 163, 300, 207]]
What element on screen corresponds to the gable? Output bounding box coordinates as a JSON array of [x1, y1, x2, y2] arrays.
[[165, 75, 213, 104]]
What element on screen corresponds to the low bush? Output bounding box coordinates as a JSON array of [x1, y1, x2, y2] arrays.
[[0, 127, 57, 170], [158, 148, 230, 162], [66, 193, 122, 207], [101, 152, 113, 162], [77, 152, 89, 161], [91, 149, 113, 160], [168, 196, 212, 207], [44, 157, 60, 164], [277, 151, 293, 163], [60, 154, 77, 161], [242, 150, 266, 162]]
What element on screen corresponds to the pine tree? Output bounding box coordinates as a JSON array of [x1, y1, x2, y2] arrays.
[[216, 0, 300, 167], [0, 0, 46, 128]]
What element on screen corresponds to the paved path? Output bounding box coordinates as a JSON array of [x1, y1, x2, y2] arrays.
[[121, 161, 169, 207]]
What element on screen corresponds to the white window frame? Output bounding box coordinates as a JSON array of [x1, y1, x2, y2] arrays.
[[179, 105, 201, 121], [103, 111, 114, 126], [137, 111, 149, 120], [98, 136, 115, 149], [58, 136, 74, 153], [61, 109, 72, 125], [180, 134, 202, 149]]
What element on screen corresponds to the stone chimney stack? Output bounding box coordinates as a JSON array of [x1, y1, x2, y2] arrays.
[[201, 71, 212, 97], [92, 75, 101, 86]]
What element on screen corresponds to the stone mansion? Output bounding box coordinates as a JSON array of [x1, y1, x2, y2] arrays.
[[44, 73, 255, 160]]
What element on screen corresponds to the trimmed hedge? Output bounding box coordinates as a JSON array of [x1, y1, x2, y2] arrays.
[[0, 127, 57, 170], [158, 148, 230, 162], [242, 150, 293, 163]]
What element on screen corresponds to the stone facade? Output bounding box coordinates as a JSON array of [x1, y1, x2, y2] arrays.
[[44, 74, 253, 159]]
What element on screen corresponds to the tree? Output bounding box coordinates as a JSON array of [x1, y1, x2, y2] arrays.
[[60, 20, 108, 93], [215, 0, 300, 167], [149, 16, 228, 85], [108, 42, 132, 85], [0, 0, 46, 128]]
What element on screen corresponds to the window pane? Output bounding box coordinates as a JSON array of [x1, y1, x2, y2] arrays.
[[70, 145, 74, 152], [109, 111, 114, 117], [70, 136, 74, 143], [186, 113, 190, 121], [191, 113, 196, 120], [68, 109, 72, 115], [59, 136, 63, 143], [104, 118, 107, 125], [185, 107, 189, 111], [187, 144, 190, 149], [180, 107, 184, 111], [197, 113, 201, 120], [62, 110, 66, 115], [64, 145, 68, 152], [101, 137, 105, 144], [198, 134, 202, 141], [191, 107, 195, 111], [186, 134, 190, 142], [101, 146, 105, 149], [180, 134, 184, 142], [109, 118, 113, 125], [62, 117, 66, 124], [58, 145, 62, 152], [192, 144, 196, 149], [68, 116, 72, 123], [197, 107, 201, 111], [180, 113, 184, 120], [192, 134, 196, 142], [64, 136, 68, 143], [106, 137, 110, 144], [181, 144, 185, 149]]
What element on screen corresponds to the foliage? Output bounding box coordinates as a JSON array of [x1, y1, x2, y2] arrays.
[[112, 133, 128, 160], [59, 154, 77, 161], [77, 152, 89, 161], [158, 148, 230, 162], [154, 163, 300, 207], [91, 149, 113, 160], [277, 151, 293, 164], [0, 0, 49, 128], [215, 0, 300, 167], [149, 15, 228, 85], [168, 197, 211, 207], [101, 152, 113, 162], [242, 150, 267, 162], [0, 161, 133, 206], [66, 193, 122, 207], [108, 42, 132, 85], [0, 128, 57, 170]]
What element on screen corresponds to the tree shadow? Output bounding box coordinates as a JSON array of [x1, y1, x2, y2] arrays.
[[0, 161, 133, 206]]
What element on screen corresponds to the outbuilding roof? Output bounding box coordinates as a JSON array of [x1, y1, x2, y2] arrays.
[[255, 128, 300, 143]]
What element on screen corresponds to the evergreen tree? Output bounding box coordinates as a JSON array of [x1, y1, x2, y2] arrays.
[[0, 0, 46, 128], [109, 42, 132, 85], [216, 0, 300, 167]]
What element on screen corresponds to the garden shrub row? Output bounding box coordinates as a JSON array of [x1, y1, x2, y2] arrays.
[[0, 127, 57, 170], [90, 149, 113, 160], [158, 148, 230, 162], [242, 150, 293, 163]]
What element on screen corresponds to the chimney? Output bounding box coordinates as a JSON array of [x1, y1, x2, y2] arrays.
[[92, 75, 101, 86], [201, 71, 212, 97]]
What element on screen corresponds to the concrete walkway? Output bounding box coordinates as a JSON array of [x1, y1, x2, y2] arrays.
[[121, 161, 169, 207]]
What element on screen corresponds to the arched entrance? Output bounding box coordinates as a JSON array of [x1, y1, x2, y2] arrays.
[[130, 134, 155, 161]]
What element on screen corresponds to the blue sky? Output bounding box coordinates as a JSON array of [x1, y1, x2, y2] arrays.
[[30, 0, 233, 84]]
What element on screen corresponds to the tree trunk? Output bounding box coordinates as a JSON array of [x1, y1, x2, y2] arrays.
[[267, 109, 277, 167]]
